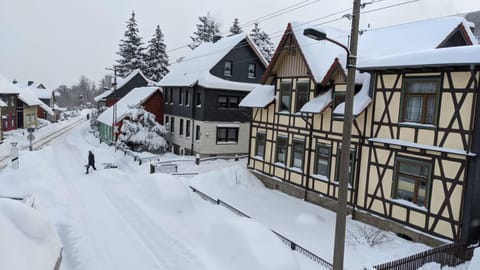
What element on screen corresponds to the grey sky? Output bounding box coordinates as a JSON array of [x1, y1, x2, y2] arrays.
[[0, 0, 478, 88]]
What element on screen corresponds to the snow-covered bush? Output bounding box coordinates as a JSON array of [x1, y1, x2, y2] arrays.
[[347, 223, 390, 247], [117, 106, 166, 152]]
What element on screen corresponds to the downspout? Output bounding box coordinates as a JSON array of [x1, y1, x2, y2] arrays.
[[301, 112, 314, 201], [191, 87, 196, 155]]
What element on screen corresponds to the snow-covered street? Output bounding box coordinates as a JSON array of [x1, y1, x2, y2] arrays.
[[0, 114, 476, 270]]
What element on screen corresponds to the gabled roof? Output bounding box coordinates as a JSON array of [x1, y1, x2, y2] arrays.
[[18, 87, 43, 107], [358, 16, 476, 57], [97, 86, 162, 126], [262, 22, 348, 85], [358, 45, 480, 70], [29, 86, 54, 100], [94, 90, 113, 102], [115, 69, 156, 90], [159, 34, 267, 91]]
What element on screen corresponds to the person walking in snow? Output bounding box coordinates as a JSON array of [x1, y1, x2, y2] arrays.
[[86, 150, 96, 174]]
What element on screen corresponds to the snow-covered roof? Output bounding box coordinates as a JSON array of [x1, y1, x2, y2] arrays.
[[358, 45, 480, 69], [300, 89, 332, 113], [159, 34, 264, 91], [239, 85, 275, 108], [38, 100, 54, 115], [30, 87, 54, 100], [358, 16, 477, 57], [18, 87, 43, 107], [97, 86, 161, 125], [0, 75, 20, 94], [116, 69, 157, 90], [369, 138, 476, 156], [290, 22, 349, 84], [333, 73, 372, 117], [94, 90, 113, 102]]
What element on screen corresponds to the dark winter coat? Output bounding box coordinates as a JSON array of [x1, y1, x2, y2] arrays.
[[88, 151, 95, 165]]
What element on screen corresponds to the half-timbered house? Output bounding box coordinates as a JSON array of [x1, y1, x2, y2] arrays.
[[241, 17, 478, 245], [0, 99, 6, 140], [159, 34, 267, 156], [0, 76, 20, 132]]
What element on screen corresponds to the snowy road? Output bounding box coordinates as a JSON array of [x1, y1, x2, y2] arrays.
[[45, 122, 209, 270]]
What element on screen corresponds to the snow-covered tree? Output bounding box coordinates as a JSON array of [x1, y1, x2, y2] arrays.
[[249, 22, 275, 62], [116, 11, 147, 77], [228, 18, 242, 36], [117, 106, 167, 152], [189, 12, 221, 50], [144, 25, 169, 82]]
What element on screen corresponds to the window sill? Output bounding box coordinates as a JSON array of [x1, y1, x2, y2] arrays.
[[289, 167, 303, 173], [274, 162, 286, 168], [277, 111, 290, 115], [389, 198, 428, 212], [398, 122, 437, 130], [252, 155, 264, 161], [216, 141, 238, 145], [311, 174, 329, 182]]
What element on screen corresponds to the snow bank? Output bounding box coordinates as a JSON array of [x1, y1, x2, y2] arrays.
[[190, 164, 264, 192], [0, 198, 62, 270], [208, 217, 299, 270], [140, 174, 193, 214], [468, 247, 480, 270]]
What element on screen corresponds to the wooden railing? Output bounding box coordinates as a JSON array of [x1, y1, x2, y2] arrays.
[[373, 241, 475, 270]]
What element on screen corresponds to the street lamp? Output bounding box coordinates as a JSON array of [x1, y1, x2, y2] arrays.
[[303, 0, 361, 269]]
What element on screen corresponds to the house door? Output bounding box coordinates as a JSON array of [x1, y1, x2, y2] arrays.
[[17, 110, 23, 129]]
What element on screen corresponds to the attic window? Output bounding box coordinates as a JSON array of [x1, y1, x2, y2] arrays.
[[224, 61, 232, 77], [288, 46, 297, 56]]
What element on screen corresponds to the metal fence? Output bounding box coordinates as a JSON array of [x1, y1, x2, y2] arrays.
[[189, 186, 333, 269], [373, 241, 475, 270]]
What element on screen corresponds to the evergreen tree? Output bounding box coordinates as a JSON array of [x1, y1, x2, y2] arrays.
[[144, 25, 169, 82], [228, 18, 242, 36], [249, 22, 275, 62], [189, 12, 221, 50], [116, 11, 146, 77]]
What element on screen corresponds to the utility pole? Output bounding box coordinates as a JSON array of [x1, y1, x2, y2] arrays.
[[333, 0, 361, 269]]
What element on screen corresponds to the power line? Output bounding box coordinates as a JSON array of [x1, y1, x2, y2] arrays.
[[166, 0, 433, 68]]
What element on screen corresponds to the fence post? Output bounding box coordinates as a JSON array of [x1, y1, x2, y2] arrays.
[[150, 164, 154, 174], [195, 154, 200, 165], [139, 158, 142, 166], [235, 154, 239, 161]]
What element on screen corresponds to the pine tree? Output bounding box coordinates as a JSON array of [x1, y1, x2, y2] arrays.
[[189, 12, 221, 50], [144, 25, 169, 82], [228, 18, 242, 36], [249, 22, 275, 62], [116, 11, 146, 77]]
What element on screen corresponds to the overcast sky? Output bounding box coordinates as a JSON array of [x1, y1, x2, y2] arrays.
[[0, 0, 479, 88]]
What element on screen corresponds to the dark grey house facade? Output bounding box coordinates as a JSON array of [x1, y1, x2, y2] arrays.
[[160, 35, 267, 156]]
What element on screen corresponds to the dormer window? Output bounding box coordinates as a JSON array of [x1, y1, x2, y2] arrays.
[[224, 61, 232, 77], [248, 64, 256, 79]]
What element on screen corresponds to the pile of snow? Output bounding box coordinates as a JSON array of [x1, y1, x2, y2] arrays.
[[0, 198, 62, 270], [139, 174, 193, 215], [207, 217, 299, 270], [190, 164, 264, 192]]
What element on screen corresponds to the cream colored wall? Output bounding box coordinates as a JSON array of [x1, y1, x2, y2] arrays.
[[23, 106, 38, 128]]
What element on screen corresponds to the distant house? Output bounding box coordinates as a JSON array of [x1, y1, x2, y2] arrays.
[[16, 87, 45, 129], [242, 17, 478, 245], [0, 77, 20, 132], [94, 89, 113, 111], [104, 69, 156, 107], [158, 34, 268, 156], [0, 99, 6, 140], [97, 86, 163, 143], [14, 81, 57, 121]]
